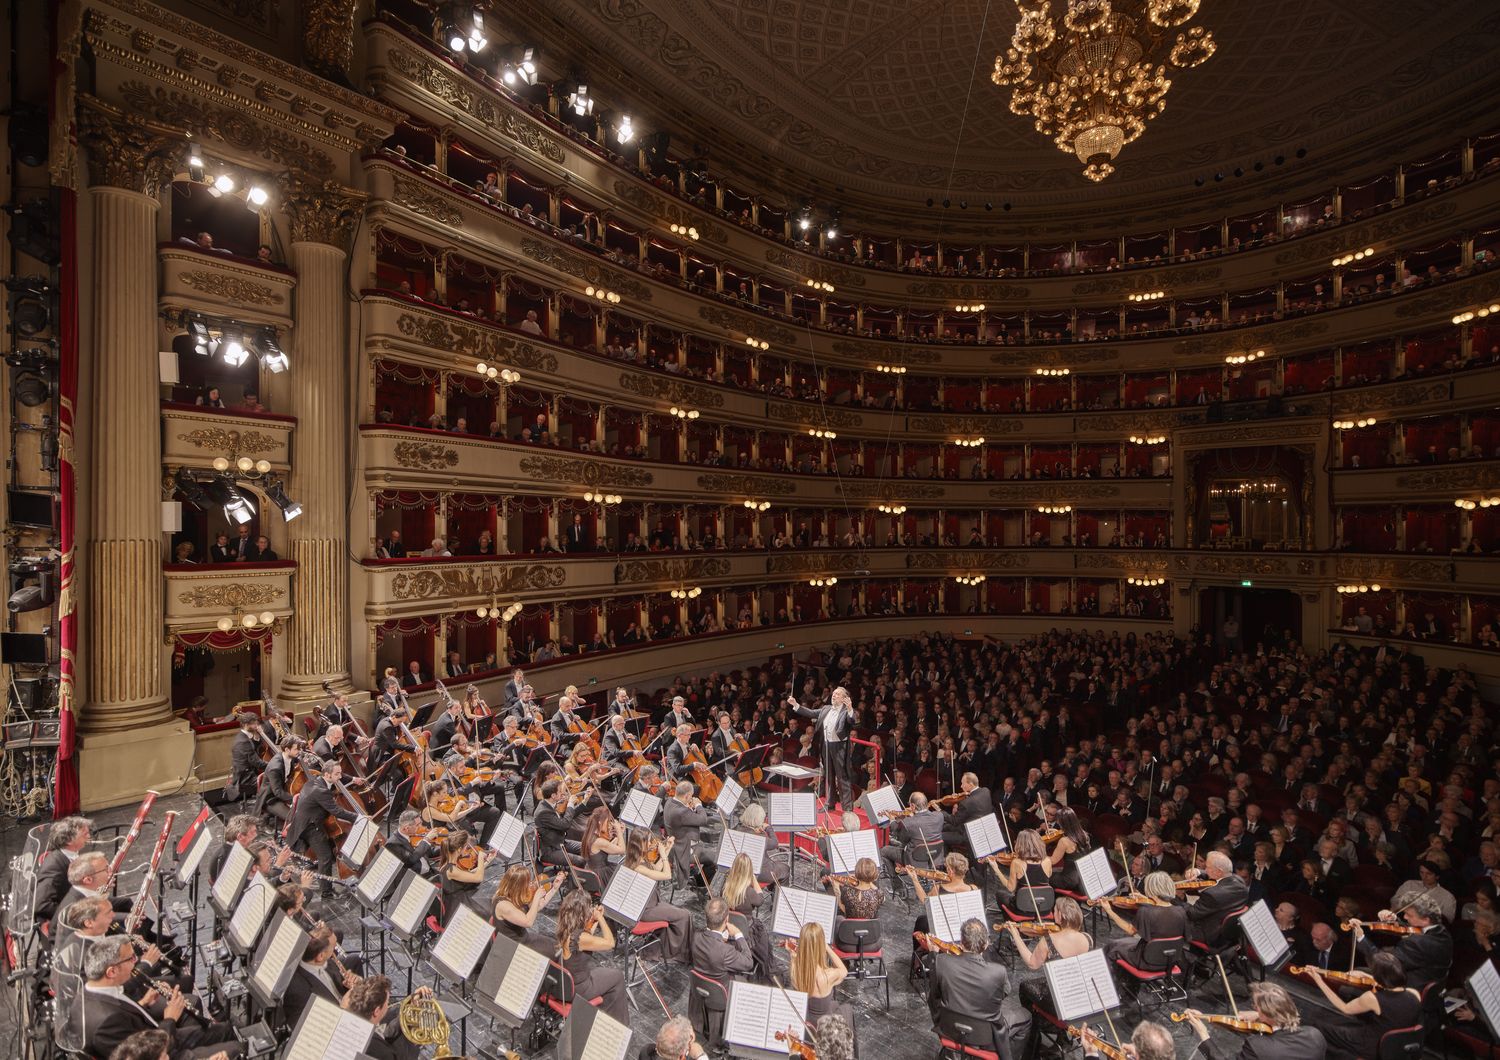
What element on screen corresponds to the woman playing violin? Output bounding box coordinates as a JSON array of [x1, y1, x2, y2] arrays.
[[722, 852, 772, 974], [907, 852, 978, 941], [788, 923, 852, 1039], [826, 857, 884, 922], [620, 829, 693, 960], [1099, 871, 1188, 968], [1300, 952, 1420, 1060], [579, 806, 622, 893], [462, 683, 494, 741], [554, 890, 627, 1025], [437, 832, 494, 925], [1183, 982, 1328, 1060], [1007, 895, 1092, 983], [420, 777, 500, 846], [492, 864, 563, 947], [992, 829, 1054, 915]]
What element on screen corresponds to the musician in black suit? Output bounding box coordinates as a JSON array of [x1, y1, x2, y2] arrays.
[[1352, 894, 1452, 993], [690, 897, 756, 980], [941, 773, 994, 853], [33, 815, 92, 926], [663, 695, 694, 732], [225, 713, 266, 802], [501, 668, 526, 712], [375, 675, 407, 718], [790, 686, 856, 810], [549, 693, 587, 743], [371, 705, 417, 785], [1183, 982, 1327, 1060], [385, 811, 436, 878], [79, 936, 241, 1059], [608, 685, 635, 716], [533, 778, 585, 869], [508, 683, 543, 727], [663, 724, 699, 782], [928, 918, 1014, 1060], [315, 692, 357, 737], [283, 925, 356, 1027], [663, 780, 711, 886], [254, 736, 298, 822], [310, 724, 347, 762], [208, 815, 260, 883], [425, 697, 463, 755], [344, 975, 419, 1060], [1185, 851, 1250, 946], [1101, 871, 1190, 967], [288, 759, 357, 880], [601, 715, 634, 768], [709, 713, 742, 764]]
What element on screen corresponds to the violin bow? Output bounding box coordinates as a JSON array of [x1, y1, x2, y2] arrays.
[[1215, 955, 1240, 1017], [1086, 976, 1125, 1057], [769, 974, 818, 1039]]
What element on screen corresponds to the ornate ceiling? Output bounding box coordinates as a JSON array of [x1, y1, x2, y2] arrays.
[[494, 0, 1500, 232]]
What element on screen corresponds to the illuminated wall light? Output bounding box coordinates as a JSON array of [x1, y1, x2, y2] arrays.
[[669, 406, 700, 420], [1037, 505, 1072, 514], [807, 428, 836, 439], [584, 491, 622, 505], [1127, 290, 1166, 302], [954, 303, 987, 313], [1035, 367, 1070, 376], [809, 576, 839, 587], [878, 504, 907, 515], [875, 364, 908, 374], [743, 499, 771, 511]]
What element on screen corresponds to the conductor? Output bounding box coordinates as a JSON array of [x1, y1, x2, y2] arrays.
[[789, 686, 854, 810]]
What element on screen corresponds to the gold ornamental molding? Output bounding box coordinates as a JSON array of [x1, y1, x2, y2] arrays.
[[906, 550, 1031, 571], [177, 270, 285, 306], [1334, 557, 1456, 584], [1393, 465, 1500, 492], [618, 372, 725, 409], [393, 311, 559, 372], [698, 306, 797, 346], [830, 340, 943, 365], [1273, 201, 1460, 267], [1071, 265, 1223, 298], [989, 348, 1120, 367], [75, 94, 186, 195], [1393, 274, 1500, 320], [614, 557, 732, 584], [1172, 319, 1329, 358], [766, 552, 871, 575], [907, 414, 1024, 435], [610, 180, 730, 244], [519, 239, 652, 302], [764, 249, 866, 289], [176, 582, 287, 609], [1172, 554, 1317, 577], [517, 454, 654, 489], [1331, 380, 1452, 414], [836, 481, 945, 501], [694, 473, 796, 497], [906, 280, 1031, 300], [1076, 552, 1167, 571], [391, 176, 464, 227], [302, 0, 355, 83], [1180, 422, 1323, 447], [393, 441, 459, 470], [1085, 411, 1203, 431], [987, 483, 1120, 502], [177, 427, 279, 454], [765, 402, 863, 429], [279, 175, 367, 246], [389, 564, 566, 602]]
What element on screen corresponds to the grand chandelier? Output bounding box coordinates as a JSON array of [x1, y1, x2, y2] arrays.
[[992, 1, 1217, 182]]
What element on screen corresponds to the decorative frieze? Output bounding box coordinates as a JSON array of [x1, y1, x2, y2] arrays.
[[836, 482, 946, 501], [519, 238, 652, 302], [393, 441, 459, 470], [906, 551, 1031, 571], [76, 95, 185, 195], [389, 564, 566, 601], [1071, 265, 1222, 298], [698, 306, 797, 346], [1393, 465, 1500, 492], [279, 174, 366, 245], [176, 269, 284, 306], [907, 414, 1024, 435], [390, 176, 463, 227], [393, 312, 559, 373], [614, 557, 732, 584], [517, 454, 654, 488], [765, 402, 863, 429], [176, 582, 286, 609], [176, 427, 280, 454], [695, 473, 797, 496], [987, 483, 1121, 501], [618, 372, 725, 409]]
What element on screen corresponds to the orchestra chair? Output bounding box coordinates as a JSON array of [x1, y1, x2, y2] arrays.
[[687, 968, 729, 1045], [1186, 906, 1251, 1000], [528, 959, 603, 1053], [1373, 1024, 1426, 1060], [998, 883, 1057, 923], [1111, 935, 1187, 1016], [892, 836, 946, 902], [619, 916, 670, 991], [909, 931, 936, 986], [832, 917, 889, 1010], [934, 1007, 1002, 1060]]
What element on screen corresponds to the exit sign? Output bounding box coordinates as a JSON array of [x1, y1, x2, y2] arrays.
[[1241, 580, 1253, 587]]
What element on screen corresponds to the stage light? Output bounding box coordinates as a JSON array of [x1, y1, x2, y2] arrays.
[[261, 338, 288, 373], [212, 173, 235, 195], [246, 186, 269, 209], [616, 115, 634, 143], [220, 335, 249, 367]]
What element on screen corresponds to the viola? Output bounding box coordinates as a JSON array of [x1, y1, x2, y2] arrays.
[[1287, 965, 1376, 987], [1341, 918, 1425, 935], [916, 932, 962, 955], [773, 1030, 817, 1060], [1170, 1012, 1273, 1034], [1066, 1026, 1128, 1060]]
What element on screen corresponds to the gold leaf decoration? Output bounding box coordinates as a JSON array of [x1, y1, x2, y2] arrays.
[[177, 270, 285, 306], [699, 306, 797, 346], [986, 483, 1122, 501], [519, 239, 652, 302], [393, 311, 559, 372], [766, 552, 871, 575], [393, 441, 459, 469], [618, 372, 725, 408], [389, 564, 566, 601], [177, 582, 286, 608], [695, 473, 797, 496], [517, 454, 654, 488], [177, 427, 280, 454], [391, 176, 463, 226], [829, 340, 944, 365], [906, 414, 1024, 434], [614, 557, 732, 584], [1071, 265, 1222, 298], [1393, 465, 1500, 492], [765, 402, 863, 429], [906, 280, 1030, 299], [835, 482, 946, 501], [906, 551, 1032, 571]]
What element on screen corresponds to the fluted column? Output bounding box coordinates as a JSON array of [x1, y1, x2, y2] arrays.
[[279, 176, 366, 700], [78, 100, 185, 735]]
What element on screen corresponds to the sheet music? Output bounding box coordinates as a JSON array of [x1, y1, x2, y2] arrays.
[[716, 777, 744, 817], [388, 873, 437, 935], [601, 866, 657, 924], [492, 943, 550, 1020], [1043, 949, 1120, 1022], [1468, 959, 1500, 1041], [338, 816, 376, 865], [771, 887, 837, 939], [725, 981, 809, 1052], [432, 903, 495, 980], [210, 842, 252, 911], [1076, 847, 1119, 901], [251, 915, 302, 998], [825, 829, 880, 874], [226, 877, 275, 950], [863, 785, 903, 824], [355, 849, 403, 906], [963, 813, 1007, 858], [619, 789, 662, 829], [176, 826, 214, 886], [767, 792, 817, 829], [924, 890, 986, 943], [578, 1008, 632, 1060], [715, 829, 767, 872], [284, 994, 375, 1060], [765, 763, 820, 780], [487, 812, 526, 858], [1238, 899, 1290, 966]]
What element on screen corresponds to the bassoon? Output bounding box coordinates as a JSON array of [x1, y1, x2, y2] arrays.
[[125, 810, 177, 935], [103, 790, 159, 892]]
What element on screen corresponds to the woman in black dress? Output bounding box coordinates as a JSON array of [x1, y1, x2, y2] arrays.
[[1099, 871, 1189, 967], [1303, 951, 1422, 1060], [491, 865, 563, 949], [1044, 808, 1093, 894], [554, 889, 628, 1024]]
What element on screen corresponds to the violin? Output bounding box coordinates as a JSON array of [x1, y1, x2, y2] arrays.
[[1097, 894, 1167, 910], [1175, 879, 1218, 891], [931, 792, 966, 808], [916, 932, 963, 955], [452, 840, 494, 873], [1287, 965, 1376, 987], [820, 873, 858, 887], [773, 1030, 817, 1060], [520, 874, 557, 906], [1002, 920, 1064, 935], [1038, 829, 1063, 844], [1170, 1012, 1273, 1034], [808, 826, 841, 838], [1341, 918, 1425, 935], [905, 867, 952, 883], [778, 939, 798, 953], [1066, 1026, 1128, 1060], [979, 851, 1016, 867], [409, 825, 453, 846], [456, 765, 518, 787]]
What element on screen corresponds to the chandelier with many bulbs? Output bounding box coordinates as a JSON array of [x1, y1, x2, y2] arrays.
[[992, 0, 1217, 182]]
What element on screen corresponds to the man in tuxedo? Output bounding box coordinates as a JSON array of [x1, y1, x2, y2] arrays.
[[1183, 982, 1325, 1060], [310, 724, 346, 762], [230, 524, 255, 561], [284, 925, 356, 1026], [663, 780, 711, 886], [209, 815, 260, 883], [1186, 851, 1249, 947], [941, 773, 995, 854], [425, 696, 464, 755], [664, 724, 699, 782], [375, 675, 406, 717], [288, 759, 357, 880], [608, 685, 635, 716], [401, 659, 427, 688], [1353, 894, 1452, 992], [549, 693, 586, 744], [1305, 921, 1353, 971], [1298, 784, 1333, 818], [254, 736, 298, 823], [1274, 902, 1314, 964], [533, 778, 585, 869], [344, 975, 419, 1060], [33, 815, 93, 926], [1142, 834, 1185, 876], [789, 685, 855, 810], [928, 918, 1013, 1060], [709, 712, 742, 763], [224, 713, 266, 802], [79, 936, 241, 1059], [501, 667, 526, 712], [689, 897, 755, 980], [385, 811, 436, 878], [880, 792, 945, 875], [1314, 837, 1353, 891], [601, 714, 635, 768], [208, 532, 235, 564], [663, 695, 694, 732], [565, 512, 591, 553]]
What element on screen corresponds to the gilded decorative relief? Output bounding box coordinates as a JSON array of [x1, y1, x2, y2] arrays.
[[835, 482, 945, 501], [767, 552, 871, 575], [906, 415, 1024, 435], [830, 340, 943, 365], [517, 455, 654, 488], [906, 280, 1030, 300], [1173, 555, 1294, 576], [906, 551, 1031, 571], [614, 557, 732, 584], [392, 312, 559, 373], [76, 95, 185, 195], [176, 427, 280, 454], [1272, 201, 1460, 267], [519, 239, 652, 302], [177, 270, 285, 306], [389, 564, 566, 601], [986, 483, 1121, 501], [988, 348, 1120, 367], [1076, 553, 1167, 571], [1335, 557, 1455, 584], [391, 177, 463, 226], [177, 582, 286, 609], [695, 473, 797, 497], [1172, 319, 1328, 358], [1392, 275, 1500, 320], [1393, 465, 1500, 492], [611, 180, 729, 243], [1071, 265, 1222, 298], [393, 441, 459, 470], [765, 402, 862, 429], [698, 306, 796, 346], [764, 249, 865, 288], [1331, 380, 1452, 414], [618, 372, 725, 409]]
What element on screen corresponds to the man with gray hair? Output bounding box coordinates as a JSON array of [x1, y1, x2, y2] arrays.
[[651, 1014, 707, 1059], [1185, 850, 1248, 947], [81, 935, 242, 1059], [814, 1014, 855, 1060], [881, 791, 945, 877], [789, 685, 855, 809], [1351, 892, 1452, 992], [663, 779, 710, 886], [928, 917, 1012, 1060], [1078, 1020, 1176, 1060], [35, 815, 93, 925]]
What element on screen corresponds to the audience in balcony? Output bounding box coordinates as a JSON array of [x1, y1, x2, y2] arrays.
[[196, 386, 226, 408], [209, 532, 234, 564], [421, 536, 452, 558], [402, 660, 428, 687], [173, 541, 196, 564], [518, 310, 544, 335], [377, 530, 407, 558], [252, 535, 279, 561]]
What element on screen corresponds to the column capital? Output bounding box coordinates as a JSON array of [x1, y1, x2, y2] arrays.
[[76, 96, 186, 196], [278, 174, 367, 246], [302, 0, 357, 85]]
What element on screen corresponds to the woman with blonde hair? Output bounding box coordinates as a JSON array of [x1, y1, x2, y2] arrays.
[[738, 802, 788, 884], [788, 922, 851, 1031], [722, 852, 771, 974], [992, 829, 1054, 916]]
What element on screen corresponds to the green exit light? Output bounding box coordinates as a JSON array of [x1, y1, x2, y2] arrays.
[[588, 676, 597, 685], [1241, 580, 1253, 587]]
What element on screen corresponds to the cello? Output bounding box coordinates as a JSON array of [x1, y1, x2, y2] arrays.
[[682, 741, 724, 803], [729, 732, 762, 787]]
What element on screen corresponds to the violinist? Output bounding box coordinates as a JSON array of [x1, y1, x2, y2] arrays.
[[663, 780, 710, 887], [789, 922, 852, 1032], [622, 829, 693, 960], [254, 735, 299, 823], [501, 667, 526, 713], [386, 810, 436, 877], [554, 890, 628, 1024], [1075, 1020, 1176, 1060], [737, 803, 789, 885], [1301, 952, 1420, 1060], [492, 865, 563, 948], [579, 807, 622, 891], [1182, 983, 1327, 1060], [814, 812, 856, 867], [564, 743, 617, 805], [652, 1013, 710, 1060], [437, 832, 495, 924], [721, 852, 773, 974], [490, 716, 530, 774], [828, 857, 884, 922], [1100, 872, 1188, 967], [1007, 898, 1093, 1029], [664, 724, 698, 782], [421, 775, 500, 846], [448, 736, 519, 816], [287, 758, 356, 884], [635, 762, 668, 796], [926, 917, 1011, 1060], [880, 791, 945, 877], [1185, 851, 1249, 948], [907, 852, 979, 938], [1044, 807, 1094, 894], [940, 773, 994, 855], [1350, 893, 1452, 992], [534, 778, 586, 870], [991, 829, 1053, 916]]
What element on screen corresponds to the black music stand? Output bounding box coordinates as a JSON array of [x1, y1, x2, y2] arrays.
[[385, 775, 416, 829], [731, 744, 775, 793]]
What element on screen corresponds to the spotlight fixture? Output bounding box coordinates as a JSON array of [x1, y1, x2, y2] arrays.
[[809, 577, 838, 588], [246, 186, 269, 210], [954, 303, 987, 313], [743, 500, 771, 512], [669, 406, 700, 420], [1034, 367, 1070, 377], [1332, 416, 1376, 430], [807, 428, 836, 440], [188, 152, 205, 182], [188, 318, 211, 356], [1225, 349, 1267, 365], [670, 586, 703, 600], [1331, 248, 1375, 268], [1036, 505, 1072, 514], [955, 574, 987, 587], [220, 334, 250, 367], [798, 217, 811, 231], [173, 470, 214, 510], [877, 504, 907, 515], [12, 368, 51, 407], [206, 478, 255, 524], [568, 84, 594, 116], [1127, 576, 1166, 587], [7, 279, 51, 336], [1127, 290, 1166, 303], [261, 337, 288, 374], [615, 115, 635, 143], [211, 173, 235, 196]]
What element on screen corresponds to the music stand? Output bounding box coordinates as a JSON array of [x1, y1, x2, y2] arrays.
[[1237, 899, 1292, 972], [731, 744, 774, 790], [560, 1001, 633, 1060], [473, 933, 551, 1033], [353, 848, 404, 912], [723, 981, 809, 1060], [409, 702, 437, 728], [1042, 949, 1120, 1022], [430, 902, 495, 985], [246, 911, 307, 1011], [385, 775, 416, 829], [209, 843, 254, 918], [385, 871, 437, 942], [224, 878, 277, 957], [280, 993, 374, 1060]]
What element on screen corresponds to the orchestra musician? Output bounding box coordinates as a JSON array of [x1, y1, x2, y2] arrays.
[[927, 918, 1013, 1060], [509, 682, 543, 727], [420, 775, 501, 846], [370, 703, 416, 780], [1075, 1021, 1177, 1060], [736, 803, 788, 886], [651, 1014, 710, 1060], [609, 686, 635, 717], [287, 758, 357, 882], [664, 724, 698, 782], [1185, 851, 1249, 950], [1349, 893, 1453, 993], [461, 683, 495, 742], [554, 890, 629, 1025], [1044, 807, 1094, 894], [344, 976, 420, 1060], [601, 714, 634, 768], [663, 695, 694, 732], [425, 696, 466, 755], [254, 735, 299, 823], [663, 780, 711, 887], [436, 832, 496, 924], [374, 674, 407, 717], [1182, 983, 1328, 1060], [34, 815, 94, 927], [789, 685, 855, 810], [1301, 951, 1420, 1060], [880, 791, 945, 877], [689, 896, 757, 1007], [534, 777, 586, 870], [579, 807, 622, 890], [789, 922, 853, 1038], [1100, 871, 1189, 967], [621, 829, 693, 960], [385, 810, 436, 877], [501, 667, 526, 712], [225, 713, 266, 802], [208, 814, 259, 881], [720, 852, 773, 974], [310, 723, 347, 762], [1005, 897, 1093, 1035], [709, 711, 740, 762], [941, 773, 995, 855], [991, 829, 1054, 916], [492, 865, 564, 949], [315, 690, 357, 738], [549, 692, 586, 744], [79, 935, 242, 1060], [284, 924, 359, 1027], [908, 852, 981, 938]]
